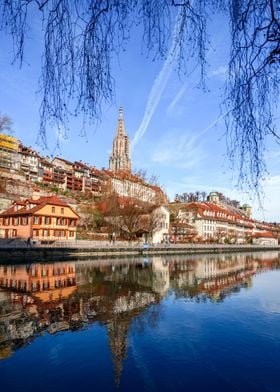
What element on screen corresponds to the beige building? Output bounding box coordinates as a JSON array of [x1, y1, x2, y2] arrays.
[[103, 169, 166, 204]]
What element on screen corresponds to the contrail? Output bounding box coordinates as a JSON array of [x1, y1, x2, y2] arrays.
[[131, 12, 183, 151], [167, 84, 187, 115], [187, 109, 231, 147]]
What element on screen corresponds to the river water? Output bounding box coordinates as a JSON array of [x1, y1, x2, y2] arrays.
[[0, 252, 280, 391]]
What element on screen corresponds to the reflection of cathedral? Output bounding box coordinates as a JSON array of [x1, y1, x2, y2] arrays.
[[1, 253, 280, 379]]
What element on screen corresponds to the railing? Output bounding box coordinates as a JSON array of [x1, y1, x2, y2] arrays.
[[0, 238, 279, 250]]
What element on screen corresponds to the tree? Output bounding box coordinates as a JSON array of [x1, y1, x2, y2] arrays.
[[117, 202, 145, 241], [0, 113, 13, 134], [0, 1, 279, 190], [78, 203, 104, 232]]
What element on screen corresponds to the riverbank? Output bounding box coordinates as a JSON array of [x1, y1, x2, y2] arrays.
[[0, 241, 279, 262]]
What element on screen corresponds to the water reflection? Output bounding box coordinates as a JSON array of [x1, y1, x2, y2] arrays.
[[0, 252, 280, 384]]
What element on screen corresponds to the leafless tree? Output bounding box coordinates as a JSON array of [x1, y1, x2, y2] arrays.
[[225, 0, 280, 192], [117, 202, 145, 241], [0, 1, 279, 190], [78, 203, 104, 232], [0, 113, 13, 134]]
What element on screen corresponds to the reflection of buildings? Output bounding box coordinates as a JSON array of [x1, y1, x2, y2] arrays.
[[0, 259, 161, 376], [0, 262, 76, 297], [168, 253, 280, 301], [1, 253, 280, 379]]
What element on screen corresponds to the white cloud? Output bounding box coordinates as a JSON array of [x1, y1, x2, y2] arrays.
[[210, 65, 228, 79], [152, 131, 207, 169]]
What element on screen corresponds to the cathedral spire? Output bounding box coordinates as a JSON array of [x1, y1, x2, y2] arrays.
[[109, 107, 131, 172], [116, 106, 125, 137]]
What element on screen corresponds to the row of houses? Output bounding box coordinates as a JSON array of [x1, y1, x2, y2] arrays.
[[0, 133, 165, 204], [0, 192, 279, 245]]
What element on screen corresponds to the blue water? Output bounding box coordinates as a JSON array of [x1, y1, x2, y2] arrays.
[[0, 252, 280, 391]]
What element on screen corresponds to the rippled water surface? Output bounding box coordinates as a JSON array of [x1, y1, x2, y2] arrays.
[[1, 252, 280, 391]]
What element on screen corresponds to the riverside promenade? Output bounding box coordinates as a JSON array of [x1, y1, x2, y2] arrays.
[[0, 238, 279, 262]]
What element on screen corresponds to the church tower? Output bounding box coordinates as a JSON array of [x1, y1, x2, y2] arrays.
[[109, 107, 131, 172]]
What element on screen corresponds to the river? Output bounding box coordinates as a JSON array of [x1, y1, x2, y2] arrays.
[[0, 251, 280, 391]]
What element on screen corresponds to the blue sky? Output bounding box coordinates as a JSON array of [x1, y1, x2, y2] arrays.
[[0, 11, 279, 222]]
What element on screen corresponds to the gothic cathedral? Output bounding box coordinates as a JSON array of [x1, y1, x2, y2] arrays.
[[109, 107, 131, 172]]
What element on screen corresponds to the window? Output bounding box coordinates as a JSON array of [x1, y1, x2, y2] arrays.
[[41, 268, 48, 277], [61, 208, 64, 214], [31, 268, 36, 277], [43, 229, 49, 237], [13, 217, 19, 225], [21, 216, 28, 225], [52, 206, 55, 213], [34, 216, 39, 224], [43, 281, 49, 289], [45, 217, 51, 225], [4, 217, 9, 225], [69, 231, 74, 237]]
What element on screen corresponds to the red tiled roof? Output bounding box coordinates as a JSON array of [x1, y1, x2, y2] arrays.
[[0, 196, 78, 217], [252, 231, 276, 239], [176, 201, 256, 227]]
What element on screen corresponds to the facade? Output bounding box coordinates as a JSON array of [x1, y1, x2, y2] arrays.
[[0, 196, 79, 240], [109, 107, 131, 172]]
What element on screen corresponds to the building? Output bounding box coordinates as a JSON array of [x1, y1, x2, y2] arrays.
[[0, 195, 79, 240], [109, 107, 131, 172], [169, 192, 279, 243], [18, 144, 41, 181], [0, 133, 20, 171], [148, 205, 170, 243], [252, 232, 278, 246], [102, 169, 166, 204]]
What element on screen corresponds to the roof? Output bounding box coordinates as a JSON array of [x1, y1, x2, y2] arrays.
[[52, 156, 73, 166], [171, 201, 256, 227], [0, 196, 79, 218], [252, 231, 277, 239]]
